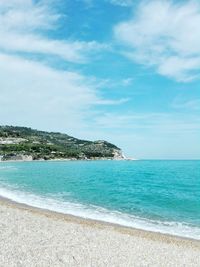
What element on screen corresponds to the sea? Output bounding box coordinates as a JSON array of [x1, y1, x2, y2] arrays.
[[0, 160, 199, 240]]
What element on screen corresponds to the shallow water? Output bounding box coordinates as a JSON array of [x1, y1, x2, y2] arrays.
[[0, 160, 199, 239]]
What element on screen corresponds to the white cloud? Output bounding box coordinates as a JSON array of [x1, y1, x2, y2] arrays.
[[109, 0, 133, 7], [0, 0, 59, 32], [172, 98, 200, 110], [114, 0, 200, 82], [0, 0, 124, 135], [94, 112, 200, 133], [121, 78, 133, 86], [0, 53, 127, 133], [0, 0, 105, 63], [0, 32, 103, 63], [0, 0, 32, 9], [95, 98, 129, 105], [0, 53, 99, 131]]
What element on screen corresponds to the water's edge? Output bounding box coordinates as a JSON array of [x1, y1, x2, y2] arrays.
[[1, 193, 200, 246], [0, 186, 200, 242]]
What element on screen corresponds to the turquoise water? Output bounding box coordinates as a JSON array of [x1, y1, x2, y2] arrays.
[[0, 160, 200, 239]]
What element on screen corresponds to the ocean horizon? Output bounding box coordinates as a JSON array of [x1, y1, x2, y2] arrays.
[[0, 160, 199, 240]]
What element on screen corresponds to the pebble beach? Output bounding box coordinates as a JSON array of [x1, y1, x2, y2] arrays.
[[0, 198, 200, 267]]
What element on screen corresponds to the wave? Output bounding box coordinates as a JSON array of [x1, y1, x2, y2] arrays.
[[0, 184, 200, 240], [0, 166, 18, 170]]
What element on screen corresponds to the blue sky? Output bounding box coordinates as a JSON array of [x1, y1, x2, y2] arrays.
[[0, 0, 200, 159]]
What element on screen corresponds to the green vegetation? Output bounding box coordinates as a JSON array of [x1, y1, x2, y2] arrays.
[[0, 126, 122, 161]]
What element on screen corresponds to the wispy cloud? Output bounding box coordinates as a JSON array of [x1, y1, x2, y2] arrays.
[[0, 0, 106, 63], [0, 53, 107, 133], [0, 33, 104, 63], [109, 0, 133, 7], [95, 98, 129, 105], [121, 78, 134, 86], [0, 0, 122, 133], [0, 52, 126, 133], [172, 98, 200, 110], [114, 0, 200, 82], [94, 112, 200, 134], [0, 0, 59, 31]]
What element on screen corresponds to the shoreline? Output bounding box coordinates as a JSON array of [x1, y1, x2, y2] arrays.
[[0, 158, 131, 163], [0, 194, 199, 245], [1, 196, 200, 266]]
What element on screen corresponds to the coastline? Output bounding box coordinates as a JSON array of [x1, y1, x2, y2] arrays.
[[0, 177, 199, 241], [0, 195, 200, 244], [1, 196, 200, 266], [0, 157, 131, 163]]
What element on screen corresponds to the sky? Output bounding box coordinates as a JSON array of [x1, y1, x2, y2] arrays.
[[0, 0, 200, 159]]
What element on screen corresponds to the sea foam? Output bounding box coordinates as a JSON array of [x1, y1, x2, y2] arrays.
[[0, 184, 200, 240]]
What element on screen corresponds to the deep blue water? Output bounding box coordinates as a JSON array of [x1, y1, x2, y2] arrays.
[[0, 160, 200, 239]]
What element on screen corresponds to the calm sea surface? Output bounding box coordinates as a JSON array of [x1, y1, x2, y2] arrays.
[[0, 160, 199, 239]]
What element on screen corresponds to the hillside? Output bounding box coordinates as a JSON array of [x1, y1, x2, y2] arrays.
[[0, 126, 124, 161]]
